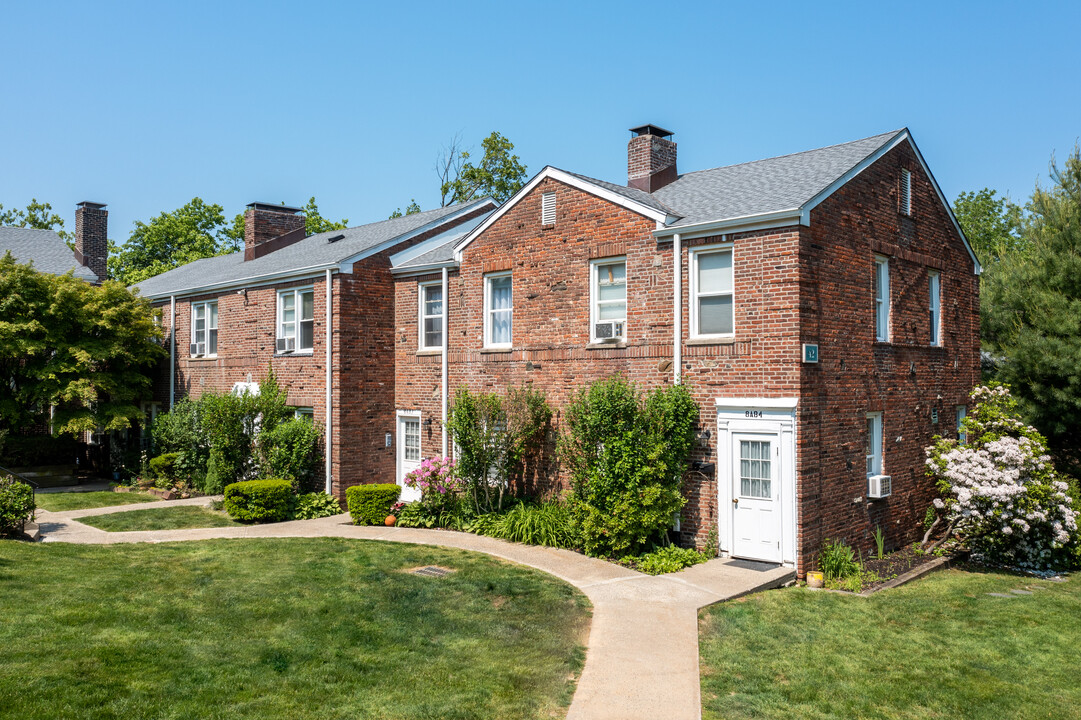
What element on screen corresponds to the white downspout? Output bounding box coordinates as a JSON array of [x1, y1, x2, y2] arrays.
[[673, 233, 682, 384], [441, 266, 449, 457], [325, 269, 333, 495], [169, 295, 176, 409]]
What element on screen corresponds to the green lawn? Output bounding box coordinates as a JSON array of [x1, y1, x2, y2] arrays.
[[0, 538, 590, 719], [34, 490, 158, 512], [78, 505, 241, 531], [699, 567, 1081, 720]]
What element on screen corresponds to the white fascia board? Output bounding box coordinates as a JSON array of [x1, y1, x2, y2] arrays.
[[800, 129, 981, 275], [341, 199, 496, 271], [715, 397, 799, 409], [390, 261, 458, 276], [653, 208, 803, 241], [140, 265, 339, 303], [453, 166, 671, 262]]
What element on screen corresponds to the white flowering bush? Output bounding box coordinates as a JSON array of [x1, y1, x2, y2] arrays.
[[925, 384, 1078, 569]]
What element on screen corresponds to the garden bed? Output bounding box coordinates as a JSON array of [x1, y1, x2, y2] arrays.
[[856, 544, 957, 594]]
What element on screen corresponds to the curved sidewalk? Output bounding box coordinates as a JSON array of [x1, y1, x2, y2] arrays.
[[37, 501, 794, 720]]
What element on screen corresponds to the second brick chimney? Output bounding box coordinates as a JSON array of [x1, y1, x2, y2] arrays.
[[627, 124, 677, 193], [74, 201, 108, 281], [244, 203, 306, 260]]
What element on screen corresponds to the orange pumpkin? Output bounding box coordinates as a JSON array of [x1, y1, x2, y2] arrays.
[[385, 515, 397, 527]]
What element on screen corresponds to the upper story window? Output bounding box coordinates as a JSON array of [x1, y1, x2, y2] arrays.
[[293, 407, 315, 421], [419, 281, 444, 350], [900, 168, 912, 216], [866, 412, 883, 476], [484, 272, 512, 349], [591, 258, 626, 342], [277, 288, 314, 353], [190, 300, 218, 357], [874, 256, 890, 342], [929, 270, 942, 346], [541, 192, 556, 225], [691, 245, 734, 338]]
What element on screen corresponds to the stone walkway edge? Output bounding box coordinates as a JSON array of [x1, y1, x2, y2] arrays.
[[35, 498, 795, 720]]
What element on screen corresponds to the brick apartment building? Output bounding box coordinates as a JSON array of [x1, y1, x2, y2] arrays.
[[390, 126, 980, 573], [133, 198, 495, 494], [0, 201, 109, 283]]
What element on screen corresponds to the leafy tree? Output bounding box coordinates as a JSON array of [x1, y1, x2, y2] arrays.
[[388, 199, 421, 219], [981, 147, 1081, 477], [0, 253, 166, 435], [108, 198, 230, 285], [0, 199, 72, 244], [953, 188, 1025, 265], [438, 131, 528, 206]]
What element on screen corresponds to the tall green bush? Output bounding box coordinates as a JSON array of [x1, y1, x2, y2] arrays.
[[0, 476, 34, 535], [223, 479, 293, 523], [151, 398, 209, 484], [561, 376, 698, 557], [346, 484, 401, 525], [258, 417, 323, 492]]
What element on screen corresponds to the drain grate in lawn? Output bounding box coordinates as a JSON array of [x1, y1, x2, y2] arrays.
[[410, 565, 456, 578]]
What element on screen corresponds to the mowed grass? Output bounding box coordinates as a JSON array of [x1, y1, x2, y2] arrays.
[[34, 490, 158, 512], [78, 505, 241, 531], [699, 567, 1081, 720], [0, 538, 590, 720]]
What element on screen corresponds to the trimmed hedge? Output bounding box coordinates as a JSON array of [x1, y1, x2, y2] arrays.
[[346, 483, 401, 526], [223, 479, 293, 523], [0, 476, 35, 536], [149, 452, 181, 480]]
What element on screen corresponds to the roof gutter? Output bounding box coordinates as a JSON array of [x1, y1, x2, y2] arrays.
[[653, 208, 804, 241], [390, 260, 459, 276]]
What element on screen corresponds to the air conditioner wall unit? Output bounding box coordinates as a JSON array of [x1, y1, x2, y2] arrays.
[[868, 474, 892, 499], [190, 342, 205, 357], [276, 337, 295, 353], [594, 320, 625, 341]]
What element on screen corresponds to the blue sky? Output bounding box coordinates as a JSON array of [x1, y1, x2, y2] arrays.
[[2, 0, 1078, 239]]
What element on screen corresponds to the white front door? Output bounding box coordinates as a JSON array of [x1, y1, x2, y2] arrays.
[[397, 414, 422, 502], [731, 432, 782, 563]]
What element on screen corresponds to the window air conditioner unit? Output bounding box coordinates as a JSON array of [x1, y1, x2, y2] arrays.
[[594, 321, 625, 341], [190, 342, 205, 357], [276, 337, 295, 353], [868, 474, 892, 499]]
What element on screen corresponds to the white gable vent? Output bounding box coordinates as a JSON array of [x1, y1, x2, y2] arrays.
[[541, 192, 556, 225], [900, 168, 912, 216]]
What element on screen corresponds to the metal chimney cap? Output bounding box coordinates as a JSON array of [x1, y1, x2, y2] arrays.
[[77, 201, 107, 209], [629, 124, 674, 139], [246, 202, 304, 214]]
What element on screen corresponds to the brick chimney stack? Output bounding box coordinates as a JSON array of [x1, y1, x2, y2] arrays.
[[74, 201, 108, 281], [627, 125, 677, 193], [244, 202, 307, 260]]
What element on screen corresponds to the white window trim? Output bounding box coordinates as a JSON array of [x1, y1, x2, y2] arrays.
[[589, 256, 628, 343], [929, 270, 942, 347], [277, 286, 315, 354], [483, 271, 513, 350], [689, 242, 736, 340], [418, 280, 445, 351], [874, 255, 891, 343], [866, 412, 883, 477], [901, 168, 912, 216], [190, 300, 218, 357], [956, 405, 967, 443]]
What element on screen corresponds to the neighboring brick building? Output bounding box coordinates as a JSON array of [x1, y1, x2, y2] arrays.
[[133, 198, 495, 495], [0, 201, 109, 283], [391, 126, 980, 574]]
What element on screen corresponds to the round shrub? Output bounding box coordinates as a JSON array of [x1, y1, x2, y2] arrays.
[[346, 483, 401, 526], [0, 476, 35, 536], [223, 479, 293, 523], [149, 452, 181, 481]]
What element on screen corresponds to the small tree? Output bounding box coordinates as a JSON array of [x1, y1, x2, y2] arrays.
[[924, 384, 1078, 569], [258, 416, 323, 492], [560, 376, 698, 558]]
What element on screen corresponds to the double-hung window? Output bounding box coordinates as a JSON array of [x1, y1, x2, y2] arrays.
[[866, 412, 883, 477], [929, 270, 942, 346], [484, 272, 512, 348], [591, 258, 626, 342], [956, 405, 967, 443], [874, 256, 890, 342], [692, 246, 734, 337], [190, 301, 218, 356], [419, 281, 444, 350], [278, 288, 315, 353]]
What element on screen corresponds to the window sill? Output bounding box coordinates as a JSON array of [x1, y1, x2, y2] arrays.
[[187, 355, 219, 362], [480, 347, 513, 354], [274, 350, 314, 357], [416, 348, 443, 356], [686, 336, 736, 346], [586, 341, 626, 350]]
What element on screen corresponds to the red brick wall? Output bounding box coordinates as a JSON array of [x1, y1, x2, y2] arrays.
[[797, 140, 980, 575]]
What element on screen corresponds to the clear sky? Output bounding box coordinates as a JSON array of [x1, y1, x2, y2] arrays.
[[2, 0, 1078, 240]]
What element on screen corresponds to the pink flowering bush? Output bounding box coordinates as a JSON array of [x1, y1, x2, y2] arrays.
[[925, 384, 1078, 569], [404, 456, 461, 514]]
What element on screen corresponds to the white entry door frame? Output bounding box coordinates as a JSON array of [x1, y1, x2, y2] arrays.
[[396, 410, 422, 502], [716, 398, 798, 566]]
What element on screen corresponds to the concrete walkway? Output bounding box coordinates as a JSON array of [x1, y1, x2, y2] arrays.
[[36, 499, 795, 720]]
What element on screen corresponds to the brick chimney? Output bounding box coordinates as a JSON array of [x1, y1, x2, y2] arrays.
[[244, 202, 306, 260], [628, 125, 677, 193], [74, 201, 108, 281]]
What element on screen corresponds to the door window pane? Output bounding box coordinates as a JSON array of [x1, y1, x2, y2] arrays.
[[739, 440, 772, 498], [403, 418, 420, 461]]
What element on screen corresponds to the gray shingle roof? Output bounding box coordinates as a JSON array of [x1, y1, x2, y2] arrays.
[[0, 226, 99, 281], [133, 199, 494, 299], [653, 130, 903, 227], [391, 212, 491, 272], [563, 170, 680, 216]]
